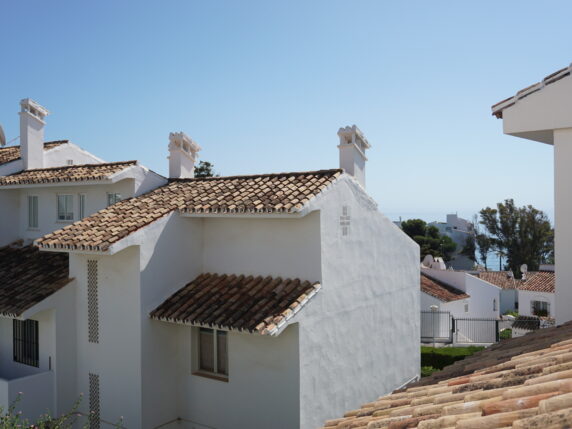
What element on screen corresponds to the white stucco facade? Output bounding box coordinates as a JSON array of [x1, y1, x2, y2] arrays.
[[0, 116, 419, 428], [518, 289, 555, 318]]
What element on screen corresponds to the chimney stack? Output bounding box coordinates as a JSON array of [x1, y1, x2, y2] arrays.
[[337, 125, 370, 188], [19, 99, 49, 170], [168, 132, 201, 179]]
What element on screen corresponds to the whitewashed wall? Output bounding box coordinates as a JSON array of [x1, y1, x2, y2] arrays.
[[16, 180, 133, 242], [500, 289, 518, 314], [518, 290, 555, 318], [72, 246, 143, 427], [0, 191, 19, 246], [295, 176, 420, 429], [464, 275, 500, 320]]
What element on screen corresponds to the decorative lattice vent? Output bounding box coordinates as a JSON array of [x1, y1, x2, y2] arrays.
[[89, 373, 101, 429], [340, 205, 351, 236], [87, 260, 99, 344]]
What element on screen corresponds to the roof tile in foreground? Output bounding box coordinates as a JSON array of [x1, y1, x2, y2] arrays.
[[0, 244, 71, 317], [421, 273, 469, 302], [0, 160, 137, 186], [35, 169, 342, 252], [320, 322, 572, 428], [0, 140, 68, 166], [150, 273, 320, 335]]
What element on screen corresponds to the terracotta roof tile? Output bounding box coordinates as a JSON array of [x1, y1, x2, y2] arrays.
[[320, 321, 572, 428], [0, 160, 137, 186], [0, 141, 68, 166], [0, 244, 71, 317], [474, 271, 555, 293], [150, 273, 320, 335], [35, 169, 342, 252], [421, 273, 469, 302], [475, 271, 520, 290], [519, 271, 555, 293]]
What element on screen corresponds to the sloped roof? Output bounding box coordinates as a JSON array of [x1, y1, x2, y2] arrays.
[[0, 141, 68, 166], [150, 273, 320, 335], [421, 273, 469, 302], [0, 244, 72, 317], [0, 160, 137, 186], [519, 271, 555, 293], [492, 64, 572, 118], [35, 169, 342, 252], [475, 271, 519, 290], [474, 271, 555, 293], [320, 321, 572, 429]]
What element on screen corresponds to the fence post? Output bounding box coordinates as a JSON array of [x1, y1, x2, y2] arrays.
[[495, 319, 500, 342]]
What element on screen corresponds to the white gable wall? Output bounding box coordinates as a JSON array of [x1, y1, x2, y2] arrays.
[[518, 290, 555, 318], [0, 191, 19, 246], [295, 176, 420, 429]]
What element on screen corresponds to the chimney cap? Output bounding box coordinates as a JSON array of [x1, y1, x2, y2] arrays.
[[337, 124, 371, 149], [169, 132, 201, 155], [19, 98, 49, 120]]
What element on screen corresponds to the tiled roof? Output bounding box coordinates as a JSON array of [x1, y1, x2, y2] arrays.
[[0, 244, 71, 317], [320, 321, 572, 429], [475, 271, 555, 293], [35, 169, 342, 252], [0, 141, 68, 166], [421, 273, 469, 302], [0, 160, 137, 186], [475, 271, 519, 290], [492, 64, 572, 118], [519, 271, 555, 293], [150, 273, 320, 335]]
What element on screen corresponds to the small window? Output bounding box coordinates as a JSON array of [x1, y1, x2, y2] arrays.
[[57, 194, 74, 221], [67, 159, 74, 166], [106, 193, 121, 207], [79, 194, 86, 219], [532, 300, 550, 317], [464, 303, 469, 313], [28, 195, 38, 229], [197, 328, 228, 378], [493, 299, 497, 312], [13, 319, 39, 367]]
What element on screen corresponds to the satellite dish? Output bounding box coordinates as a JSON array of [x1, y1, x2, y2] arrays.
[[0, 125, 5, 147], [521, 264, 528, 274]]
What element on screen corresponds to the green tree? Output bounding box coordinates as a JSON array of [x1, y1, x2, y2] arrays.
[[400, 219, 457, 261], [475, 233, 492, 270], [460, 235, 477, 263], [194, 161, 218, 178], [478, 199, 554, 276]]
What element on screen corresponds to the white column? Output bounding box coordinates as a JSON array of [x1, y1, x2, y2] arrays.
[[554, 128, 572, 324]]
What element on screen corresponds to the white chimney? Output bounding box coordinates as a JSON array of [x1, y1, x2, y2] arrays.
[[168, 132, 201, 179], [19, 99, 49, 170], [337, 125, 370, 188]]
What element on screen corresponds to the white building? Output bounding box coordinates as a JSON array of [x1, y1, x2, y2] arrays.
[[429, 214, 475, 270], [0, 104, 419, 429], [492, 64, 571, 324]]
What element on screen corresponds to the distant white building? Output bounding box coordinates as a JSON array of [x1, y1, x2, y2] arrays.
[[0, 104, 419, 429], [429, 214, 475, 270]]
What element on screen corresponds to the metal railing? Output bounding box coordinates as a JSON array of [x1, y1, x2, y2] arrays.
[[421, 311, 500, 344]]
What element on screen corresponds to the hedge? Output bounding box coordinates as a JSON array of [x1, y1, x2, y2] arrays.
[[420, 346, 484, 370]]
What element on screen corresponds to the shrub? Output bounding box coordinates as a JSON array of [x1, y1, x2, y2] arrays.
[[421, 366, 438, 377], [421, 346, 484, 370], [500, 328, 512, 340]]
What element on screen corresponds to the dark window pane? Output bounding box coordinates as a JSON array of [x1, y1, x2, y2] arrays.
[[217, 331, 228, 376], [199, 328, 214, 372], [13, 319, 39, 367]]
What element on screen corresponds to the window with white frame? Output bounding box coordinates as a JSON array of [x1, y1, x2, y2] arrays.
[[196, 328, 228, 378], [57, 194, 74, 221], [106, 193, 121, 207], [464, 303, 469, 313], [79, 194, 86, 219], [28, 195, 38, 229]]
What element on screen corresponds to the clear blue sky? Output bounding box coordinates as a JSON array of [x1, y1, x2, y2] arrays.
[[1, 1, 569, 222]]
